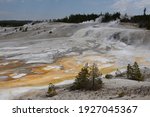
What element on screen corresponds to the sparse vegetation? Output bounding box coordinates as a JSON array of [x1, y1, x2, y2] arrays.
[[105, 74, 113, 79], [49, 31, 53, 34], [127, 62, 144, 81], [120, 8, 150, 30], [70, 63, 103, 91], [118, 91, 125, 98], [46, 83, 57, 97], [130, 15, 150, 30]]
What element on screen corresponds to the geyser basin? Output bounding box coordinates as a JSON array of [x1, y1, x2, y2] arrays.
[[0, 22, 150, 99]]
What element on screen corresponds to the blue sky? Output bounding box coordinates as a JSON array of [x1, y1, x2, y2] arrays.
[[0, 0, 150, 20]]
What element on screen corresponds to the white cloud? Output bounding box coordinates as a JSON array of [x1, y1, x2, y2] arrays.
[[112, 0, 150, 13], [112, 0, 132, 13], [134, 0, 150, 8]]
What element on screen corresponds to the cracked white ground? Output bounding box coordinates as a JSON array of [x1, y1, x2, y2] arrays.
[[0, 21, 150, 99]]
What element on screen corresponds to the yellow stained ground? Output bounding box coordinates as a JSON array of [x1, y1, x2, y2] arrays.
[[0, 56, 116, 89], [0, 55, 150, 89]]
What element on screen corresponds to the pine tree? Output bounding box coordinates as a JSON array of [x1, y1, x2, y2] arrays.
[[132, 62, 144, 81], [46, 83, 57, 97], [72, 63, 90, 90], [71, 63, 103, 90], [127, 64, 133, 79], [144, 8, 146, 16], [89, 63, 102, 90], [127, 62, 144, 81]]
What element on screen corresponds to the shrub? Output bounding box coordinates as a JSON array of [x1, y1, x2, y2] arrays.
[[127, 62, 144, 81], [46, 83, 57, 97], [71, 63, 103, 91], [118, 91, 125, 98], [105, 74, 113, 79], [49, 31, 53, 34]]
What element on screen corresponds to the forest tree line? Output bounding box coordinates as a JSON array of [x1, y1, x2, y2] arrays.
[[53, 12, 150, 30], [0, 20, 32, 27], [0, 12, 150, 30]]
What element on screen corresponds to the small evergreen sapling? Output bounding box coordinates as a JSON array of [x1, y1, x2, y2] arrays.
[[89, 63, 102, 90], [132, 62, 144, 81], [71, 63, 90, 90], [126, 62, 144, 81], [127, 64, 132, 79], [71, 63, 103, 90], [46, 83, 57, 97]]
